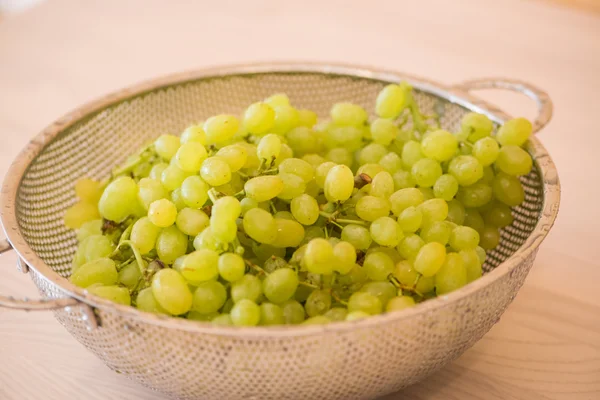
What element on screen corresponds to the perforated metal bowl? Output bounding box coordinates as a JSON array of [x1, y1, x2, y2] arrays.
[[0, 63, 559, 400]]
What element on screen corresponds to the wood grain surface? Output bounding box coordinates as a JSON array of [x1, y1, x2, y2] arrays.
[[0, 0, 599, 399]]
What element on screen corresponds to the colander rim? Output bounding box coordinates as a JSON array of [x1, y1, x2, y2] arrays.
[[0, 62, 560, 336]]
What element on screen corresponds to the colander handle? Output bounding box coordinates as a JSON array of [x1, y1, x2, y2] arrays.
[[0, 239, 80, 311], [452, 78, 553, 134]]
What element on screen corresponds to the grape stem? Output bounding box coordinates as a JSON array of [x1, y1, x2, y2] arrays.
[[207, 188, 221, 204], [111, 145, 155, 178], [245, 259, 269, 275], [388, 274, 423, 297], [299, 281, 319, 290], [112, 240, 147, 275], [330, 290, 348, 306]]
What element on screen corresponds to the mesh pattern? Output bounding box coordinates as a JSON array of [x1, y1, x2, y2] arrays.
[[16, 72, 545, 400]]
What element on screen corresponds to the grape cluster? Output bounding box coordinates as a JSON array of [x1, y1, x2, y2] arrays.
[[65, 85, 533, 326]]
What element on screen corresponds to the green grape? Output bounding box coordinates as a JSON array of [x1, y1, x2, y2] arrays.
[[363, 252, 394, 281], [138, 178, 168, 210], [98, 176, 138, 222], [393, 260, 418, 286], [131, 216, 161, 254], [332, 241, 357, 274], [136, 287, 169, 314], [72, 235, 114, 267], [324, 165, 354, 203], [215, 144, 248, 172], [64, 202, 101, 229], [286, 127, 318, 155], [277, 173, 306, 200], [174, 142, 208, 172], [460, 112, 493, 142], [200, 157, 232, 187], [204, 114, 240, 144], [433, 174, 459, 201], [346, 311, 370, 321], [472, 137, 499, 166], [386, 296, 416, 312], [302, 153, 326, 167], [156, 225, 188, 264], [483, 203, 514, 228], [379, 152, 403, 173], [257, 133, 282, 164], [360, 281, 396, 308], [274, 211, 294, 220], [496, 145, 533, 176], [389, 188, 424, 216], [282, 299, 306, 324], [347, 292, 382, 315], [419, 187, 435, 201], [118, 260, 141, 289], [330, 102, 367, 126], [88, 285, 131, 305], [218, 252, 246, 282], [265, 93, 290, 107], [446, 199, 466, 225], [274, 143, 294, 167], [420, 221, 452, 245], [397, 206, 422, 233], [212, 314, 233, 326], [240, 197, 259, 216], [70, 258, 118, 288], [302, 316, 331, 325], [297, 109, 318, 128], [401, 140, 424, 167], [371, 118, 398, 145], [481, 165, 495, 184], [480, 225, 500, 250], [76, 219, 102, 242], [252, 242, 286, 262], [243, 102, 275, 134], [231, 274, 262, 303], [180, 249, 219, 283], [160, 165, 186, 192], [411, 158, 443, 188], [457, 182, 493, 208], [193, 226, 219, 251], [375, 83, 408, 118], [416, 275, 435, 294], [341, 224, 372, 251], [496, 117, 532, 146], [290, 194, 319, 225], [192, 280, 227, 314], [259, 303, 285, 325], [355, 196, 391, 221], [263, 268, 299, 304], [448, 155, 484, 186], [180, 124, 207, 145], [304, 238, 334, 275], [212, 196, 241, 220], [476, 246, 487, 264], [271, 105, 299, 135], [230, 299, 261, 326], [435, 253, 467, 295], [176, 208, 209, 236], [326, 126, 363, 151], [359, 143, 388, 165], [463, 208, 485, 234], [75, 178, 103, 203], [210, 217, 238, 243], [244, 176, 284, 202], [279, 158, 315, 183], [151, 268, 193, 315], [155, 134, 181, 161], [419, 198, 449, 224], [305, 289, 332, 317], [370, 216, 403, 247], [421, 130, 458, 161], [414, 242, 446, 277], [149, 162, 169, 181], [271, 219, 305, 248], [370, 171, 395, 199], [187, 311, 219, 322], [460, 249, 483, 283], [392, 170, 417, 190], [148, 198, 178, 227], [492, 173, 525, 206], [243, 208, 277, 244], [449, 226, 480, 251], [324, 308, 348, 322], [326, 147, 353, 167], [397, 234, 425, 260], [237, 142, 260, 169]]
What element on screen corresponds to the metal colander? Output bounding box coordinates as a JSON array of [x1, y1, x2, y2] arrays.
[[0, 64, 559, 400]]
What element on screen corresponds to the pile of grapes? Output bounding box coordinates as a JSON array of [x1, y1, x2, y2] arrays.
[[64, 82, 533, 326]]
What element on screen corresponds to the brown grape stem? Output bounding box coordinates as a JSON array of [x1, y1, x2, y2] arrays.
[[330, 290, 348, 306], [245, 259, 269, 276], [112, 240, 147, 275]]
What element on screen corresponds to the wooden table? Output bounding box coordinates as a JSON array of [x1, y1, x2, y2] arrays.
[[0, 0, 599, 399]]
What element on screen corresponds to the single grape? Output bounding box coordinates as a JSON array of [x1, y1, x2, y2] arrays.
[[363, 252, 394, 281], [217, 252, 246, 282], [151, 268, 193, 315], [148, 198, 178, 227], [230, 299, 261, 326], [231, 274, 262, 303], [204, 115, 239, 144], [244, 176, 284, 202], [131, 216, 161, 254], [271, 219, 305, 248], [371, 118, 398, 145], [174, 142, 208, 172], [414, 242, 446, 277], [460, 249, 483, 283], [118, 260, 142, 289], [492, 173, 525, 206], [156, 225, 188, 264], [263, 268, 299, 304], [314, 162, 337, 188], [370, 171, 395, 199], [389, 188, 424, 216], [324, 308, 348, 322], [138, 178, 168, 210], [176, 208, 209, 236], [170, 187, 187, 211], [324, 165, 354, 203], [187, 311, 219, 322], [386, 296, 416, 312], [401, 140, 424, 167], [332, 241, 357, 274], [412, 158, 443, 188], [180, 124, 207, 145], [472, 137, 500, 166], [448, 155, 484, 186], [155, 134, 180, 161], [355, 196, 391, 221], [305, 289, 332, 317], [281, 299, 306, 324], [192, 280, 227, 314], [200, 157, 232, 187], [379, 152, 403, 173], [88, 285, 131, 305], [297, 109, 318, 128], [347, 292, 382, 315], [359, 143, 388, 165], [435, 252, 467, 295], [70, 258, 118, 288], [433, 174, 459, 201], [193, 226, 219, 251], [326, 147, 354, 167], [212, 314, 233, 326], [243, 208, 277, 244], [304, 238, 334, 275], [460, 112, 493, 142], [290, 194, 319, 225], [346, 311, 370, 321], [449, 226, 480, 251], [370, 216, 403, 247], [376, 83, 408, 118], [496, 145, 533, 176], [419, 198, 449, 224], [397, 206, 422, 233], [393, 260, 418, 286], [331, 102, 368, 126], [64, 202, 101, 229], [421, 130, 458, 161], [457, 182, 493, 208], [277, 173, 306, 200], [98, 176, 138, 222], [341, 224, 372, 251], [480, 225, 501, 250], [397, 234, 425, 260], [496, 117, 532, 146], [161, 164, 188, 192], [416, 275, 435, 294], [215, 145, 248, 172], [136, 287, 169, 314], [483, 203, 514, 227], [271, 105, 299, 135], [259, 303, 285, 325], [243, 102, 275, 134], [210, 216, 238, 243], [149, 163, 168, 180], [286, 127, 318, 155], [360, 281, 396, 308], [302, 153, 326, 167], [420, 221, 452, 245], [447, 199, 466, 225]]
